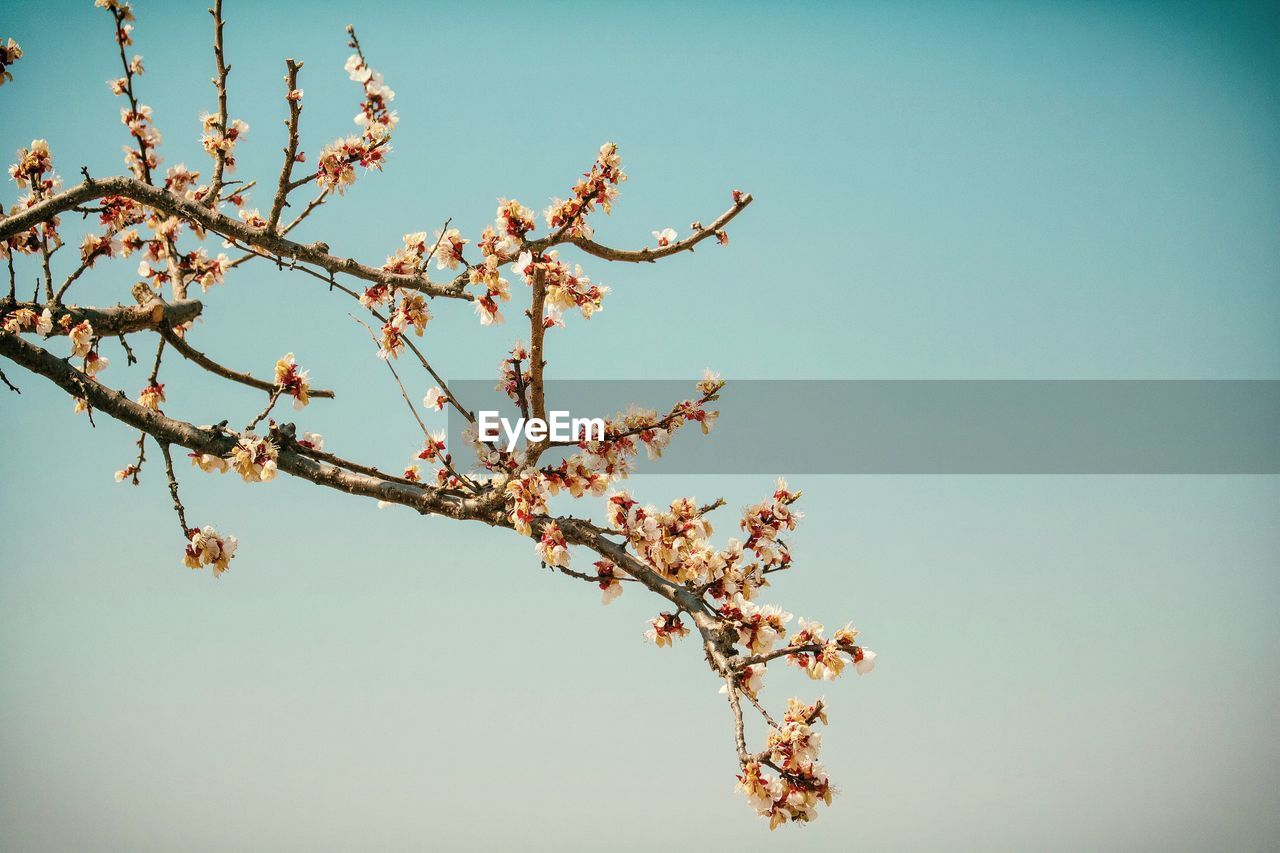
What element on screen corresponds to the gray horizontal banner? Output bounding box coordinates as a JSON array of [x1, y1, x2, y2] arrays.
[[446, 380, 1280, 474]]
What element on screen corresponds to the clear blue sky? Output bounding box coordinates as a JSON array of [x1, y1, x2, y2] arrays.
[[2, 1, 1278, 850]]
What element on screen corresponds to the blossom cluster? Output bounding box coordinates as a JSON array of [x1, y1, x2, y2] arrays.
[[231, 434, 278, 482], [411, 429, 448, 468], [535, 520, 570, 567], [495, 381, 726, 579], [513, 249, 609, 324], [164, 163, 202, 197], [95, 1, 162, 180], [591, 470, 873, 826], [365, 235, 437, 356], [435, 143, 634, 328], [3, 139, 62, 258], [132, 213, 231, 294], [183, 525, 238, 577], [316, 51, 395, 192], [490, 381, 719, 518], [644, 612, 691, 647], [721, 594, 792, 655], [200, 113, 249, 174], [543, 141, 627, 239], [785, 620, 876, 681], [496, 341, 531, 405], [432, 228, 467, 271], [94, 0, 134, 41], [740, 478, 803, 570], [504, 469, 549, 536], [316, 135, 387, 194], [465, 200, 539, 325], [403, 429, 449, 484], [574, 393, 717, 472], [379, 231, 433, 276], [120, 102, 162, 179], [1, 305, 53, 337], [346, 52, 396, 141], [8, 138, 56, 195], [606, 492, 721, 585], [378, 293, 430, 359], [98, 194, 146, 231], [737, 700, 833, 828], [273, 353, 312, 408]]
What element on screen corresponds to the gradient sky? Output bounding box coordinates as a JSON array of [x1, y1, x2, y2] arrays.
[[2, 1, 1278, 850]]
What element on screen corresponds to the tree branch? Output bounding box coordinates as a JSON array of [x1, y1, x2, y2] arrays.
[[528, 266, 548, 422], [0, 331, 476, 520], [530, 193, 753, 263], [0, 177, 470, 301], [161, 326, 335, 399]]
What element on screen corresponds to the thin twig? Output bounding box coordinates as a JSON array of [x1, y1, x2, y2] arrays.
[[105, 5, 153, 184], [206, 0, 231, 202], [350, 314, 477, 490], [54, 256, 95, 303], [245, 388, 281, 433], [130, 430, 147, 485], [267, 58, 303, 231], [159, 442, 190, 535], [0, 365, 19, 393], [117, 331, 137, 365]]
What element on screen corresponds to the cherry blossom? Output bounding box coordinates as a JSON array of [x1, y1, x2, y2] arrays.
[[854, 647, 877, 675], [190, 452, 229, 474], [84, 351, 110, 377], [594, 559, 628, 604], [314, 43, 395, 193], [137, 382, 165, 410], [201, 114, 249, 172], [231, 434, 278, 482], [536, 519, 570, 567], [2, 308, 36, 335], [0, 38, 21, 86], [432, 228, 467, 271], [183, 525, 238, 576], [543, 142, 627, 239], [273, 352, 311, 408], [422, 386, 447, 411], [645, 612, 691, 647], [68, 320, 94, 358]]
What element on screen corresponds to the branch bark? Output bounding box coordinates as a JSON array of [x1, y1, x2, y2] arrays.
[[1, 298, 203, 336]]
